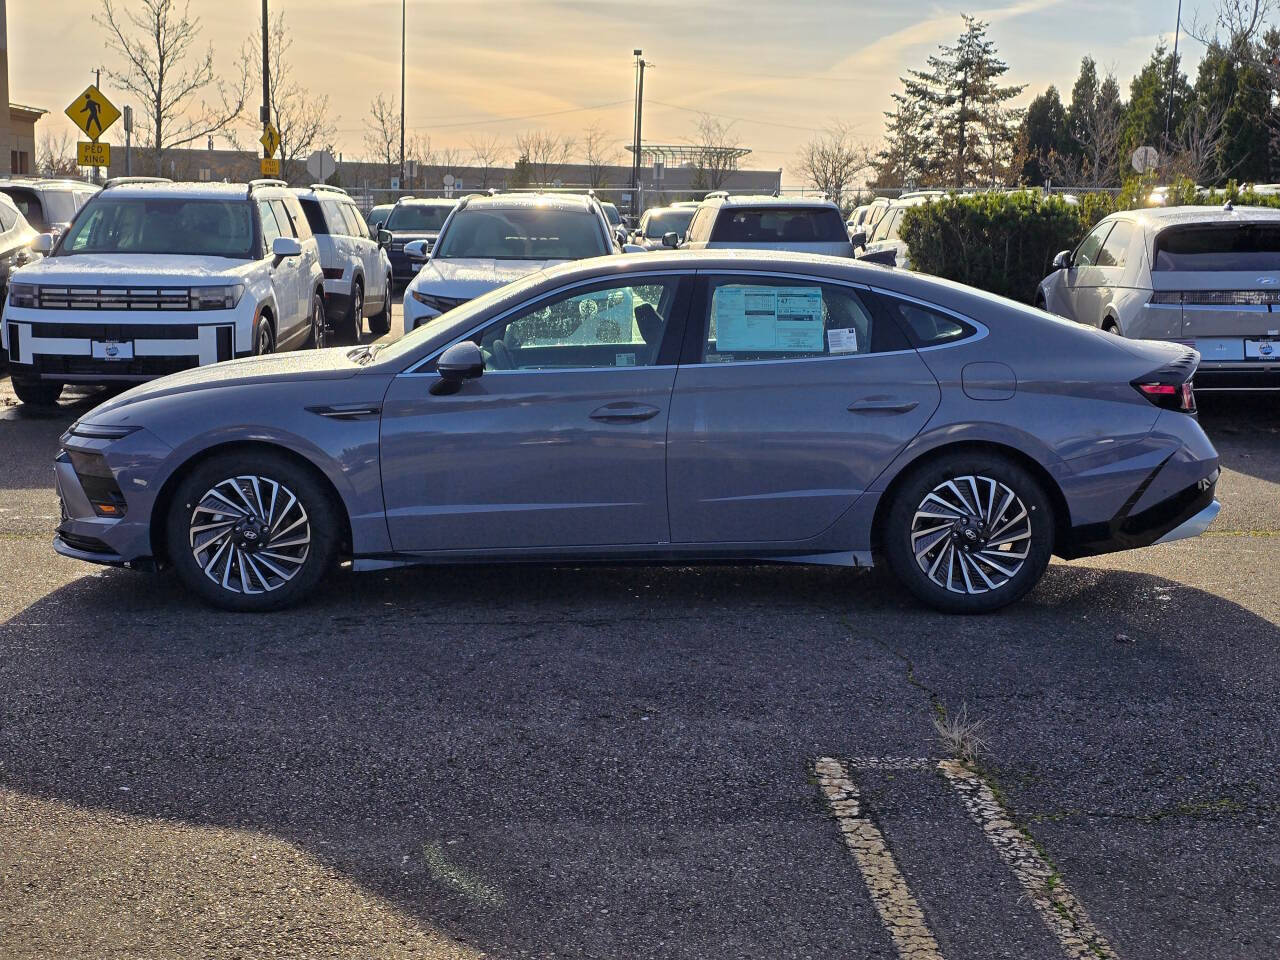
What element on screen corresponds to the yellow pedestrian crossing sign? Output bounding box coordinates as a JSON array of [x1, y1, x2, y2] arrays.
[[65, 85, 120, 142], [260, 122, 281, 159]]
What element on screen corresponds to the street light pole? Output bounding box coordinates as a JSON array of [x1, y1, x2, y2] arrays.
[[400, 0, 406, 190], [1163, 0, 1183, 149], [631, 50, 646, 216]]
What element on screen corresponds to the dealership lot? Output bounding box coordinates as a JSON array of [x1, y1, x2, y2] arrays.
[[0, 299, 1276, 957]]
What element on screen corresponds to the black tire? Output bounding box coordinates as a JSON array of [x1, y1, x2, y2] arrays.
[[306, 291, 328, 349], [165, 449, 340, 612], [883, 451, 1054, 614], [1102, 318, 1121, 335], [12, 377, 63, 407], [255, 315, 275, 356], [367, 275, 393, 336], [341, 279, 364, 343]]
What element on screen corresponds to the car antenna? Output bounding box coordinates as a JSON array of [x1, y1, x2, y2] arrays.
[[1223, 198, 1234, 211]]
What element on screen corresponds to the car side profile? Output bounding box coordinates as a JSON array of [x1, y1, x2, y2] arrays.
[[53, 251, 1218, 615], [1037, 205, 1280, 389], [678, 196, 854, 257], [294, 184, 394, 341], [2, 179, 326, 406]]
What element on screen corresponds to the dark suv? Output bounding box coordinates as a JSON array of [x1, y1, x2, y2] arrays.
[[381, 197, 458, 284]]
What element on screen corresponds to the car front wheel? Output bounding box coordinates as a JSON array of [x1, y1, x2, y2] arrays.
[[12, 377, 63, 407], [883, 451, 1053, 614], [165, 450, 339, 611]]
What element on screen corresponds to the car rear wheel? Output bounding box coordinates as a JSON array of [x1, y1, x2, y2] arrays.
[[307, 292, 327, 349], [165, 450, 339, 612], [12, 378, 63, 407], [883, 452, 1053, 614], [340, 279, 363, 343], [368, 274, 393, 336]]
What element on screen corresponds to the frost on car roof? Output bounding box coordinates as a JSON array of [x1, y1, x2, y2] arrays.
[[1132, 205, 1280, 226], [464, 193, 597, 211], [99, 182, 265, 199], [710, 195, 841, 210]]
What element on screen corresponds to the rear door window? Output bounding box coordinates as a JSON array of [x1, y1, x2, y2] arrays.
[[320, 199, 348, 236], [258, 200, 283, 247], [699, 276, 908, 362], [1154, 224, 1280, 270], [1097, 220, 1133, 268], [341, 202, 370, 240], [711, 207, 848, 243]]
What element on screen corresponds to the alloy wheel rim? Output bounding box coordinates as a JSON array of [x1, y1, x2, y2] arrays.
[[314, 299, 326, 348], [910, 475, 1031, 595], [352, 285, 362, 326], [189, 475, 311, 594], [258, 324, 272, 355]]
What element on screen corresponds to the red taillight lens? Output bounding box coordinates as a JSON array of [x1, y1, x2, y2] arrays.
[[1135, 380, 1196, 413]]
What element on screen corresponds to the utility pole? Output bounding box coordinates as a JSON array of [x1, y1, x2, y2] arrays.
[[261, 0, 271, 164], [396, 0, 401, 189], [123, 105, 133, 176], [1163, 0, 1183, 149], [631, 50, 646, 217]]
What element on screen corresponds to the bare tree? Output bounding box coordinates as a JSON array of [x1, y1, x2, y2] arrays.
[[37, 131, 80, 177], [513, 130, 576, 188], [688, 114, 742, 191], [794, 122, 872, 208], [362, 93, 400, 170], [421, 145, 464, 193], [581, 123, 619, 188], [241, 11, 335, 184], [1164, 103, 1230, 183], [96, 0, 248, 176], [466, 133, 508, 189]]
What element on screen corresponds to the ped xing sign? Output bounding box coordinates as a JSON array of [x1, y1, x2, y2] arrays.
[[77, 141, 111, 168], [260, 158, 281, 177], [260, 122, 281, 159], [66, 84, 121, 141]]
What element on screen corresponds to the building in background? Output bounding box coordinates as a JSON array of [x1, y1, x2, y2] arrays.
[[0, 1, 46, 176]]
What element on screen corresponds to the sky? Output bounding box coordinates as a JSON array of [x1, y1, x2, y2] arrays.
[[10, 0, 1207, 183]]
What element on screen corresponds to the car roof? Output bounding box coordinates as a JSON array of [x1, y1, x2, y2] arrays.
[[0, 178, 98, 193], [395, 197, 459, 206], [1119, 205, 1280, 228], [701, 195, 840, 211], [90, 181, 267, 200], [459, 192, 597, 212]]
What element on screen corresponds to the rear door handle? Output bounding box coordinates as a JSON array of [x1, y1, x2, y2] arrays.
[[590, 402, 661, 423], [847, 398, 920, 414]]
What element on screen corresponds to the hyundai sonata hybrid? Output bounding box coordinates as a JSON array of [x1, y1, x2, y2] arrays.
[[52, 251, 1220, 614]]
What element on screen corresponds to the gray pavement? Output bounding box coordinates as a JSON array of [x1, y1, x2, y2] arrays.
[[0, 310, 1276, 959]]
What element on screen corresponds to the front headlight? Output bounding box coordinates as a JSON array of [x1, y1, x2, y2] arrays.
[[411, 290, 461, 314], [8, 283, 36, 308], [66, 421, 141, 440], [189, 283, 245, 310]]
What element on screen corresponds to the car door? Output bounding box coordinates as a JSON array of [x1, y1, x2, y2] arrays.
[[379, 273, 693, 553], [256, 199, 296, 333], [343, 201, 383, 308], [666, 273, 941, 545], [1064, 220, 1114, 326], [271, 198, 310, 337]]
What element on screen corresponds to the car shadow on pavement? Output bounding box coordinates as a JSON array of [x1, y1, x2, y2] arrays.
[[1, 561, 1277, 959], [1196, 394, 1280, 484]]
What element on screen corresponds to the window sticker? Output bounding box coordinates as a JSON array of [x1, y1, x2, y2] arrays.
[[713, 285, 824, 352], [827, 327, 859, 354], [615, 352, 636, 366]]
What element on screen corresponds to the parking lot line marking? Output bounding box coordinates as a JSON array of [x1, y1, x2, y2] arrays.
[[938, 760, 1117, 960], [814, 757, 945, 960]]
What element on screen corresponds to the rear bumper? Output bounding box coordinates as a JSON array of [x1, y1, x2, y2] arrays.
[[1061, 467, 1219, 559], [1193, 362, 1280, 391]]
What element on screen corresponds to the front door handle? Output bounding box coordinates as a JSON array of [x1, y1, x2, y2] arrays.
[[848, 398, 920, 414], [589, 402, 661, 423]]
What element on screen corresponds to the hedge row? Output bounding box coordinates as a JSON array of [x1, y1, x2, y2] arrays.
[[897, 179, 1280, 304]]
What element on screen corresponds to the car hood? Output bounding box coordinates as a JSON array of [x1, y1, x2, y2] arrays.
[[14, 253, 251, 286], [87, 347, 360, 419], [409, 258, 563, 298]]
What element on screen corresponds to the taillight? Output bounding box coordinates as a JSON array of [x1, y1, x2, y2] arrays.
[[1134, 380, 1196, 413]]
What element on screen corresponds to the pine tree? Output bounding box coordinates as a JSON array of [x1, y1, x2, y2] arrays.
[[897, 15, 1025, 186], [875, 93, 929, 187]]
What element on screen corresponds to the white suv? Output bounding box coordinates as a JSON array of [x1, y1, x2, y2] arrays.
[[403, 192, 621, 332], [2, 179, 326, 406], [295, 184, 393, 342]]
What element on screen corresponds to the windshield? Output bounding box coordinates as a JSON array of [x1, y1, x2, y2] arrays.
[[386, 204, 452, 232], [1154, 224, 1280, 271], [712, 206, 849, 243], [433, 208, 605, 260], [644, 208, 695, 239], [57, 197, 256, 257]]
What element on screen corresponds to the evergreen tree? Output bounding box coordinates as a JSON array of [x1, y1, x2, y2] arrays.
[[1122, 43, 1192, 156], [1192, 39, 1272, 182], [875, 93, 929, 187], [897, 15, 1025, 185], [1018, 86, 1069, 185]]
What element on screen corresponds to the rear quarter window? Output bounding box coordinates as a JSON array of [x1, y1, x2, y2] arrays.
[[711, 206, 849, 243], [870, 292, 976, 347], [301, 198, 328, 235]]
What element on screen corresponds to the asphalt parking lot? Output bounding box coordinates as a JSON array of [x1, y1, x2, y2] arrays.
[[0, 304, 1276, 959]]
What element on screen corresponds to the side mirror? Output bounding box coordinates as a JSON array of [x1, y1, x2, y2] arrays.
[[30, 233, 53, 254], [661, 232, 680, 249], [848, 230, 867, 249], [272, 236, 302, 260], [436, 340, 484, 383], [622, 243, 646, 254], [1052, 249, 1073, 270], [404, 239, 429, 262], [377, 228, 393, 246]]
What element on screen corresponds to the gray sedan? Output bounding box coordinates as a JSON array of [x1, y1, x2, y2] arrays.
[[52, 251, 1220, 614]]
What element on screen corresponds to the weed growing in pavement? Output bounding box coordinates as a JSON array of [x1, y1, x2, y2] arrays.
[[932, 703, 989, 762]]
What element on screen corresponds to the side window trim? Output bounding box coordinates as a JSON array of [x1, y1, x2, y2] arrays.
[[400, 270, 700, 375]]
